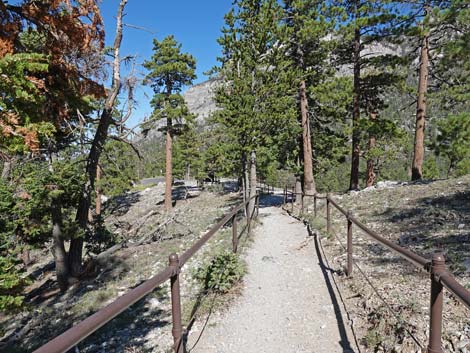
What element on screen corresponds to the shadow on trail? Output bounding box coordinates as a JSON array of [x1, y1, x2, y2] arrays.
[[312, 233, 361, 353], [258, 193, 284, 207]]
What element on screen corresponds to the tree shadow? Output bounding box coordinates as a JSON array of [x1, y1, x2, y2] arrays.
[[375, 190, 470, 271], [2, 253, 135, 353], [105, 191, 142, 217], [259, 193, 284, 207], [222, 180, 239, 193], [67, 286, 171, 353], [379, 190, 469, 235], [172, 185, 202, 202]]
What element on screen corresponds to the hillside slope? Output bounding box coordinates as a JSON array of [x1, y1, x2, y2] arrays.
[[306, 175, 470, 352]]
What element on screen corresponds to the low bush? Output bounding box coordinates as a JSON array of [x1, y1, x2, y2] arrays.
[[195, 251, 245, 293]]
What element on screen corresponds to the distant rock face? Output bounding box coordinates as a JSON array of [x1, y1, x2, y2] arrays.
[[144, 40, 407, 134], [135, 77, 221, 141], [183, 76, 221, 123], [337, 40, 410, 76]]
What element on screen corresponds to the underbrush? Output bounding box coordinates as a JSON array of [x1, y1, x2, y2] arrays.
[[194, 251, 246, 293]]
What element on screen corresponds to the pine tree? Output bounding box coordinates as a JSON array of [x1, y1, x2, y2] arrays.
[[336, 0, 406, 189], [395, 0, 468, 180], [143, 35, 196, 211], [282, 0, 338, 196], [1, 0, 109, 287], [214, 0, 299, 214]]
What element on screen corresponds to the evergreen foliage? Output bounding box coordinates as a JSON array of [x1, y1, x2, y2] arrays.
[[431, 113, 470, 177], [0, 0, 469, 314], [213, 0, 300, 182], [143, 35, 196, 135]]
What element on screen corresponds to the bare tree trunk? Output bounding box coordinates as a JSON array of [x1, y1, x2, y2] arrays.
[[241, 174, 246, 211], [1, 158, 13, 180], [69, 0, 127, 278], [243, 158, 249, 217], [185, 163, 190, 181], [366, 112, 377, 187], [350, 25, 361, 191], [51, 201, 70, 291], [164, 118, 173, 211], [248, 151, 257, 218], [299, 80, 316, 197], [412, 32, 429, 181], [295, 175, 302, 206], [96, 164, 102, 216]]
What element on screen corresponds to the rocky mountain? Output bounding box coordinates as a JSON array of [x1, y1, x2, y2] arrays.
[[141, 40, 407, 136], [183, 76, 221, 123]]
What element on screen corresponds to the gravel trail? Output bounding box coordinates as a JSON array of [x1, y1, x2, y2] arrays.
[[188, 204, 357, 353]]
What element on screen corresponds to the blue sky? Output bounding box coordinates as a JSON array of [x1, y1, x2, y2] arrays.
[[98, 0, 232, 127]]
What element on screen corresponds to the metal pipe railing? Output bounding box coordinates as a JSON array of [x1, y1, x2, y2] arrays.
[[280, 183, 470, 352], [33, 267, 175, 353], [34, 193, 260, 353]]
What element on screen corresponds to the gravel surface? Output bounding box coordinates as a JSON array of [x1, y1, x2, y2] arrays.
[[188, 204, 358, 353]]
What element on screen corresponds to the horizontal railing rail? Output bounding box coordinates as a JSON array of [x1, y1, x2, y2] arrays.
[[327, 196, 429, 269], [280, 185, 470, 353], [34, 193, 260, 353]]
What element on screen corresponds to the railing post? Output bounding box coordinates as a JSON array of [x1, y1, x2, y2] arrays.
[[169, 254, 184, 353], [326, 193, 331, 234], [232, 214, 238, 253], [291, 188, 294, 213], [428, 252, 445, 353], [247, 203, 251, 235], [314, 194, 317, 218], [301, 194, 304, 214], [283, 185, 287, 205], [346, 211, 353, 277]]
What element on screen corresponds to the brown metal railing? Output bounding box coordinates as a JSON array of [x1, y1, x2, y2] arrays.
[[282, 186, 470, 353], [33, 193, 260, 353]]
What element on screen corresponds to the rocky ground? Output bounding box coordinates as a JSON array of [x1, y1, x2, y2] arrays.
[[294, 175, 470, 353], [0, 180, 248, 353], [1, 176, 468, 353]]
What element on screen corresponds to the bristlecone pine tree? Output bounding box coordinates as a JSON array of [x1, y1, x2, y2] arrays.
[[143, 35, 196, 211], [0, 0, 112, 289]]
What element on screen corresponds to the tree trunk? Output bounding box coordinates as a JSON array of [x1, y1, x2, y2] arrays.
[[243, 158, 249, 217], [1, 158, 13, 180], [164, 118, 173, 211], [248, 150, 257, 218], [411, 32, 429, 181], [299, 80, 316, 197], [69, 0, 127, 278], [350, 26, 361, 191], [185, 163, 190, 181], [51, 201, 70, 291], [295, 175, 302, 206], [366, 112, 377, 187], [96, 164, 102, 216]]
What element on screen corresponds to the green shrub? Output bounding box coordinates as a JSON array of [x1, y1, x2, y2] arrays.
[[422, 155, 441, 180], [431, 113, 470, 177], [195, 251, 245, 293], [85, 217, 120, 255], [205, 183, 224, 193], [0, 179, 29, 312]]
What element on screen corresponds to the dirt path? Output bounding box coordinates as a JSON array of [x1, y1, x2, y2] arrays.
[[187, 203, 358, 353]]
